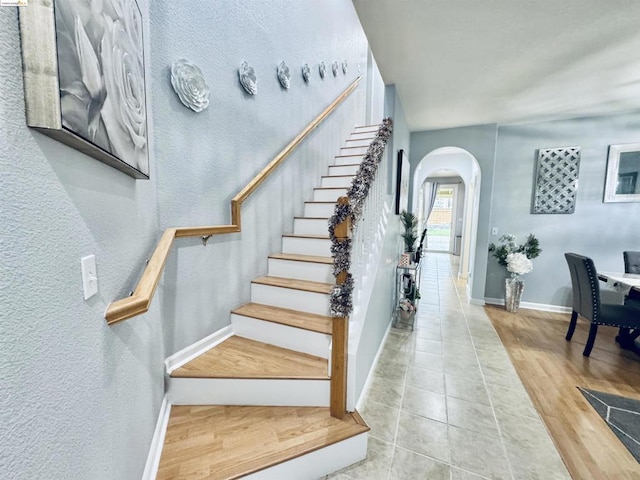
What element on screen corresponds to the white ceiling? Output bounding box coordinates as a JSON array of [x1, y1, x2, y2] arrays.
[[353, 0, 640, 131]]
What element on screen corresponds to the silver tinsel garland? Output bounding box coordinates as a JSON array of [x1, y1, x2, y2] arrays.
[[328, 118, 393, 317]]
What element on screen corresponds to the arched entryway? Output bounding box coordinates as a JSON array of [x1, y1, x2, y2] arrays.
[[412, 147, 481, 293]]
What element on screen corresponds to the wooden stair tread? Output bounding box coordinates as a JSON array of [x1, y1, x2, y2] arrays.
[[321, 174, 355, 179], [252, 275, 333, 294], [293, 216, 329, 220], [171, 336, 328, 379], [282, 233, 329, 240], [335, 154, 365, 158], [314, 187, 348, 191], [269, 252, 333, 264], [232, 302, 332, 334], [157, 406, 369, 480], [346, 138, 374, 142]]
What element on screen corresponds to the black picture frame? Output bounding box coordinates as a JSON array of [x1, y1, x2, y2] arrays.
[[395, 149, 410, 214]]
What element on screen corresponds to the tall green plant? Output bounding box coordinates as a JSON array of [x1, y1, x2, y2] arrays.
[[400, 210, 418, 252]]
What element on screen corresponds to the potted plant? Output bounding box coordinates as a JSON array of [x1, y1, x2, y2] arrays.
[[488, 233, 542, 312], [400, 210, 418, 260]]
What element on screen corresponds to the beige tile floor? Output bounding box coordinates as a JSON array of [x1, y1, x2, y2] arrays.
[[326, 253, 572, 480]]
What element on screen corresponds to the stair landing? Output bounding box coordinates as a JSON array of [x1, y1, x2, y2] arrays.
[[156, 405, 369, 480], [170, 336, 328, 379]]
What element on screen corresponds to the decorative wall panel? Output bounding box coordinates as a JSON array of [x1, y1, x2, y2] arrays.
[[532, 146, 581, 214]]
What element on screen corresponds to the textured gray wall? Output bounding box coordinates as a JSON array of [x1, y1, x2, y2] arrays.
[[410, 112, 640, 308], [0, 1, 376, 478], [487, 112, 640, 306], [410, 125, 499, 302], [353, 83, 410, 401]]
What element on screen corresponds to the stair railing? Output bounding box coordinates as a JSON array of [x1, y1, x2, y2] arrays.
[[105, 77, 362, 325], [328, 118, 393, 418]]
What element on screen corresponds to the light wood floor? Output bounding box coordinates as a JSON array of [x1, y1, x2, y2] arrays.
[[156, 406, 369, 480], [485, 305, 640, 479], [171, 336, 328, 379]]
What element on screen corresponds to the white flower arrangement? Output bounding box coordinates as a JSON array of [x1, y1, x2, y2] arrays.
[[506, 252, 533, 276]]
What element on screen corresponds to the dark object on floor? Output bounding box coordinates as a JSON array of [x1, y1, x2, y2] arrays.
[[564, 253, 640, 357], [579, 387, 640, 464]]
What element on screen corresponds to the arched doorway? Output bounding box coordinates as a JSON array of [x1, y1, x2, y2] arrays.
[[412, 147, 481, 293]]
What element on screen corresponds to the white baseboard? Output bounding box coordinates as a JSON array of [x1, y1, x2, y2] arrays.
[[355, 320, 393, 411], [484, 297, 572, 314], [164, 325, 233, 374], [141, 395, 171, 480], [469, 297, 486, 306]]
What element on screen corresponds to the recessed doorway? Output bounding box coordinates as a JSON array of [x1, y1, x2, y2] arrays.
[[426, 184, 457, 252]]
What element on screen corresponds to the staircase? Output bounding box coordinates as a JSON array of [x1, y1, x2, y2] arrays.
[[149, 125, 381, 480]]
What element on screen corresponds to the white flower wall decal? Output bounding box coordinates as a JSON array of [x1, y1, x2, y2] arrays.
[[277, 61, 291, 89], [170, 59, 210, 112], [238, 61, 258, 95]]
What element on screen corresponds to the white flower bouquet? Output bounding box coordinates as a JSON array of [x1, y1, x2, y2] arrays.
[[506, 252, 533, 276]]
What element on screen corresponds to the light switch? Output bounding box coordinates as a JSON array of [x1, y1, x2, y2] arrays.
[[81, 255, 98, 300]]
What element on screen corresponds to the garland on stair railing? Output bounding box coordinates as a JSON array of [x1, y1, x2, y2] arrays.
[[328, 117, 393, 317]]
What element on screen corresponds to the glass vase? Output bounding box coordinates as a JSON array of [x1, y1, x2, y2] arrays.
[[505, 275, 525, 312]]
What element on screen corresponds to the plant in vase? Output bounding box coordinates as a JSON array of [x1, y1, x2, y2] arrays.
[[489, 234, 541, 312], [400, 210, 418, 261]]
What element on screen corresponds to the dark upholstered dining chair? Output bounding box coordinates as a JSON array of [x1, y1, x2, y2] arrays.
[[564, 253, 640, 357]]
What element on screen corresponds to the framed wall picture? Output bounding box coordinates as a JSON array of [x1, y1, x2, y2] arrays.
[[19, 0, 149, 179], [532, 146, 581, 214], [604, 143, 640, 202], [395, 149, 410, 214]]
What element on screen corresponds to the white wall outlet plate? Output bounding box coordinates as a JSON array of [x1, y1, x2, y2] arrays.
[[81, 255, 98, 300]]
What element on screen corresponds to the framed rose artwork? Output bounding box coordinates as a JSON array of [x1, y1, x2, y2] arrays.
[[19, 0, 149, 179]]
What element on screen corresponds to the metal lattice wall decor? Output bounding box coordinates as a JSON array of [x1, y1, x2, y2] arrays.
[[532, 146, 581, 214]]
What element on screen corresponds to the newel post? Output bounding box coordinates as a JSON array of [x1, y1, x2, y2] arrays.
[[331, 196, 351, 419]]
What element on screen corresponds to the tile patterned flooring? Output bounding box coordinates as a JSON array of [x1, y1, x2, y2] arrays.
[[326, 253, 572, 480]]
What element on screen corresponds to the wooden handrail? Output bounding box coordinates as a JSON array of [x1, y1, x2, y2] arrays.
[[105, 77, 362, 325]]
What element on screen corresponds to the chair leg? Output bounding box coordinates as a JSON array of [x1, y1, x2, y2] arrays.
[[566, 311, 578, 341], [583, 323, 598, 357]]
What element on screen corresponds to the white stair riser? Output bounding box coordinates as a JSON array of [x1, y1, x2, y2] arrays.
[[294, 218, 330, 236], [334, 156, 364, 166], [243, 433, 368, 480], [321, 176, 353, 188], [251, 283, 330, 316], [282, 236, 331, 256], [329, 165, 359, 176], [231, 315, 331, 358], [340, 146, 368, 156], [350, 131, 376, 140], [304, 203, 335, 217], [354, 124, 380, 132], [268, 257, 334, 283], [345, 139, 372, 148], [168, 378, 329, 406], [313, 188, 347, 202]]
